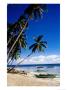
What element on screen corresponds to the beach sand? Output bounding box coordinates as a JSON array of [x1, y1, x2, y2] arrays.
[[7, 73, 60, 86]]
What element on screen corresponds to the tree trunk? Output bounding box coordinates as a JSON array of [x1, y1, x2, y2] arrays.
[[7, 36, 12, 46], [7, 52, 32, 73], [7, 18, 30, 62]]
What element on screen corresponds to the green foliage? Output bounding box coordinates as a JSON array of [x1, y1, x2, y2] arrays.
[[7, 4, 47, 63], [24, 4, 47, 19], [7, 28, 27, 60], [29, 35, 47, 53]]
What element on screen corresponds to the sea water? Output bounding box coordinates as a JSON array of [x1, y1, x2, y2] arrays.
[[8, 64, 60, 77]]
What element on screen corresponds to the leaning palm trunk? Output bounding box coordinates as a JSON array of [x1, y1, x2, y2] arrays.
[[7, 17, 30, 62], [7, 58, 15, 65], [7, 37, 12, 46], [7, 52, 32, 72]]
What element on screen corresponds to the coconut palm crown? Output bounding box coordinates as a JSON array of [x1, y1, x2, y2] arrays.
[[29, 35, 47, 53]]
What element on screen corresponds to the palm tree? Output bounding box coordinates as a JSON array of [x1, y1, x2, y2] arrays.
[[7, 16, 27, 46], [18, 35, 47, 63], [7, 35, 47, 72], [29, 35, 47, 53], [7, 4, 47, 62], [7, 30, 27, 64], [7, 15, 28, 63]]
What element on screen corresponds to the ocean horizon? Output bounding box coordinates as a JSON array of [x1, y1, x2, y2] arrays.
[[7, 63, 60, 67], [7, 63, 60, 77]]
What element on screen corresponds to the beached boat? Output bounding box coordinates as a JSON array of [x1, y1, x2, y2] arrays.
[[35, 74, 56, 78]]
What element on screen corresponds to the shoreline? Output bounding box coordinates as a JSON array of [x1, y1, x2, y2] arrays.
[[7, 72, 60, 86]]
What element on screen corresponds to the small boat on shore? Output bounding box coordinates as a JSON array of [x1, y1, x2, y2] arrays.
[[35, 74, 56, 78]]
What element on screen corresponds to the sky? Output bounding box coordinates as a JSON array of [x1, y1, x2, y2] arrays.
[[7, 4, 60, 64]]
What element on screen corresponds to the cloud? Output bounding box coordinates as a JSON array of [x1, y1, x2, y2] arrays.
[[13, 54, 60, 65]]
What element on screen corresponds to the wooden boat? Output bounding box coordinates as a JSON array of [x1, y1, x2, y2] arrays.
[[35, 74, 56, 78]]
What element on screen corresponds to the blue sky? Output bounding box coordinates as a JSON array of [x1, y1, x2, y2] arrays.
[[7, 4, 60, 64]]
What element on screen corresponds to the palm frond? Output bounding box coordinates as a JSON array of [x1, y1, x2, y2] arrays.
[[41, 43, 47, 48], [29, 35, 47, 53], [35, 35, 43, 42], [40, 41, 47, 44], [32, 44, 38, 52], [24, 4, 47, 19], [29, 43, 36, 49]]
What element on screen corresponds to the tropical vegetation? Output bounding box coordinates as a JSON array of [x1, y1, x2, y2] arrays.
[[7, 4, 48, 72]]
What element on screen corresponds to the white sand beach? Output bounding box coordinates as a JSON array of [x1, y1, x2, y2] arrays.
[[7, 72, 60, 86]]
